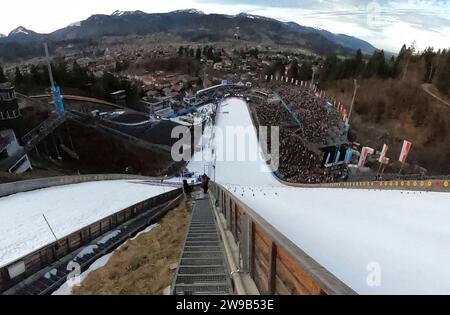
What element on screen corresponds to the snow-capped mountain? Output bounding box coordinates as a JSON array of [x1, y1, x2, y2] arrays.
[[4, 26, 42, 43], [111, 10, 146, 17], [68, 21, 81, 28], [9, 26, 30, 36], [0, 9, 379, 57], [236, 12, 276, 22], [170, 9, 205, 15]]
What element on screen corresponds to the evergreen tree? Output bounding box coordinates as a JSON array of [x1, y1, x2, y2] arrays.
[[206, 47, 214, 60], [287, 60, 299, 79], [422, 47, 436, 83], [0, 64, 7, 83], [393, 44, 408, 78], [30, 64, 41, 85], [195, 48, 202, 60], [178, 46, 184, 57], [364, 50, 389, 78], [14, 67, 23, 85], [320, 54, 338, 82], [298, 63, 313, 81], [434, 51, 450, 97]]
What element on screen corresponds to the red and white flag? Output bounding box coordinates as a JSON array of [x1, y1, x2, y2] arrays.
[[358, 147, 371, 168], [378, 144, 388, 163], [399, 140, 412, 163]]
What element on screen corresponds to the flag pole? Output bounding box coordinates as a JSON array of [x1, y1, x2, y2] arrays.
[[398, 162, 405, 178]]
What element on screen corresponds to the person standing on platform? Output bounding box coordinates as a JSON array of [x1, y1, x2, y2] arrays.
[[201, 174, 210, 194]]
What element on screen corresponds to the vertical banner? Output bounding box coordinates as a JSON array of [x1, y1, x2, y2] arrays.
[[358, 147, 370, 168], [344, 148, 353, 164], [334, 148, 341, 163], [378, 144, 388, 163], [399, 140, 412, 163]]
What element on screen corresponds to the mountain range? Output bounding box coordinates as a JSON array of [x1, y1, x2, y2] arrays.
[[0, 9, 379, 61]]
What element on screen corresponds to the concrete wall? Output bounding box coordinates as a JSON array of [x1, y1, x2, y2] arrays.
[[0, 174, 152, 198]]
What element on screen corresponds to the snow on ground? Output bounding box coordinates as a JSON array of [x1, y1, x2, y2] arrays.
[[53, 223, 160, 295], [0, 180, 175, 268], [184, 97, 450, 294], [76, 245, 98, 259], [52, 253, 114, 295], [44, 268, 57, 280], [97, 230, 121, 245]]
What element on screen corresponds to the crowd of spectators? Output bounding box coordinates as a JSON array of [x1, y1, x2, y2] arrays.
[[251, 82, 346, 184], [252, 95, 330, 183], [267, 82, 343, 146]]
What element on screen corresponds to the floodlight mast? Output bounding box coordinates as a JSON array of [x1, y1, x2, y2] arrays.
[[44, 42, 58, 113]]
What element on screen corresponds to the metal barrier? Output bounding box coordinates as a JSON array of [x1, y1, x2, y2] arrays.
[[210, 182, 356, 295], [279, 178, 450, 193]]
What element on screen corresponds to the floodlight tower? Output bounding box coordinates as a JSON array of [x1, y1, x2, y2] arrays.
[[44, 43, 58, 114]]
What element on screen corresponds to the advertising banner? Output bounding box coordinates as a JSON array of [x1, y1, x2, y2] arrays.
[[378, 144, 388, 163], [399, 140, 412, 163]]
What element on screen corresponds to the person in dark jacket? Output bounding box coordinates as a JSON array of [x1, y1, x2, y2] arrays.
[[183, 179, 192, 198], [201, 174, 210, 194]]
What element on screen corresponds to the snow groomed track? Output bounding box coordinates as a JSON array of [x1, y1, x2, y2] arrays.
[[188, 97, 450, 294]]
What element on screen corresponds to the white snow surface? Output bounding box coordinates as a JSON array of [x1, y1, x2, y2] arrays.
[[0, 180, 175, 268], [11, 27, 29, 35], [97, 230, 121, 245], [183, 97, 450, 294], [44, 268, 57, 280], [76, 245, 98, 259]]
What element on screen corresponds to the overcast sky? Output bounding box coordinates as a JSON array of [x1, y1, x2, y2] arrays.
[[1, 0, 449, 52]]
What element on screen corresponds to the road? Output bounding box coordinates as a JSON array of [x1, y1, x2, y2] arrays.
[[422, 83, 450, 108]]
